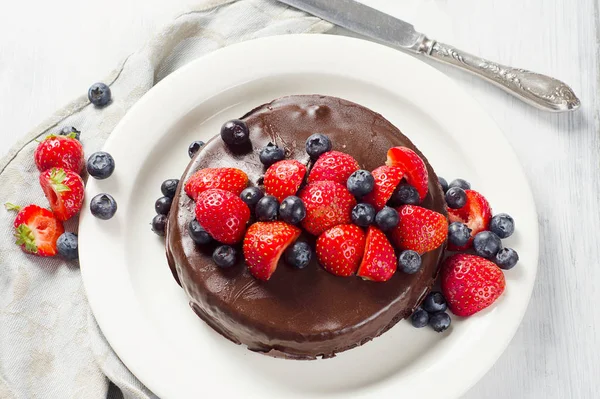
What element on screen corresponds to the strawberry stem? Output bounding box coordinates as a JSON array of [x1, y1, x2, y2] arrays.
[[14, 224, 37, 253], [49, 168, 71, 193], [4, 202, 21, 211]]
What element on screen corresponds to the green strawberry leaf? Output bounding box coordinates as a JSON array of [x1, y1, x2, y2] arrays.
[[4, 203, 21, 211], [14, 224, 37, 253], [49, 168, 71, 193]]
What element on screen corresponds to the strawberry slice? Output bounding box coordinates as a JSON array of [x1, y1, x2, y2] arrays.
[[34, 134, 85, 174], [391, 205, 448, 254], [299, 181, 356, 236], [185, 168, 248, 200], [447, 190, 492, 250], [307, 151, 359, 185], [264, 160, 307, 202], [386, 146, 428, 201], [243, 221, 301, 280], [195, 189, 250, 244], [316, 224, 366, 277], [362, 165, 404, 211], [357, 226, 397, 282], [6, 203, 64, 256], [39, 168, 85, 221], [441, 254, 505, 317]]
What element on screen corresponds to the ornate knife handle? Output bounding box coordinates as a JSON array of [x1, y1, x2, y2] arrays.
[[421, 40, 580, 112]]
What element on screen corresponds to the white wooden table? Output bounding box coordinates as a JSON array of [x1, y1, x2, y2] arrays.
[[1, 0, 598, 397]]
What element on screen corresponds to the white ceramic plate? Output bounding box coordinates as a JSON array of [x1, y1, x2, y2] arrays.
[[79, 35, 538, 399]]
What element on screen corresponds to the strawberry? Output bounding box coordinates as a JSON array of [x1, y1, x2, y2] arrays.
[[195, 189, 250, 244], [264, 160, 307, 202], [39, 168, 85, 221], [34, 134, 84, 174], [243, 221, 301, 280], [299, 181, 356, 236], [357, 226, 397, 281], [362, 165, 404, 211], [391, 205, 448, 254], [184, 168, 248, 200], [441, 254, 505, 317], [386, 146, 429, 201], [447, 190, 492, 250], [316, 224, 366, 277], [307, 151, 359, 185], [6, 203, 64, 256]]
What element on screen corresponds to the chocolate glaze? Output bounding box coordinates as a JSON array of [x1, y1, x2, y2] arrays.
[[166, 95, 447, 359]]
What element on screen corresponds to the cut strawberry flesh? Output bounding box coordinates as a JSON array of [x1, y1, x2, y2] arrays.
[[447, 190, 491, 250], [386, 146, 429, 201]]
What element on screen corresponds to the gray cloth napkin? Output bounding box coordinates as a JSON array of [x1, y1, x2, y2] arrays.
[[0, 1, 333, 398]]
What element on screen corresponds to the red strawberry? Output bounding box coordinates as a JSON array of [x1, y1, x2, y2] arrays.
[[391, 205, 448, 254], [447, 190, 492, 250], [195, 189, 250, 244], [316, 224, 366, 277], [307, 151, 359, 185], [386, 146, 429, 201], [6, 203, 64, 256], [264, 160, 307, 202], [39, 168, 85, 221], [34, 134, 84, 174], [441, 254, 506, 317], [357, 226, 397, 281], [362, 165, 404, 211], [243, 221, 301, 280], [184, 168, 248, 200], [299, 181, 356, 236]]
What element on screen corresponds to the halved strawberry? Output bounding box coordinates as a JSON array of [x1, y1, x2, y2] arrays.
[[39, 168, 85, 221], [299, 181, 356, 236], [391, 205, 448, 254], [264, 160, 307, 202], [316, 224, 366, 277], [307, 151, 359, 185], [362, 165, 404, 211], [34, 134, 85, 174], [447, 190, 492, 250], [195, 189, 250, 244], [6, 203, 64, 256], [357, 226, 397, 282], [386, 146, 428, 201], [441, 254, 505, 317], [184, 168, 248, 200], [243, 221, 301, 280]]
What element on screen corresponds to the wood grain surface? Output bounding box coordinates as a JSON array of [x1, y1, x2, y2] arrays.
[[0, 0, 598, 397]]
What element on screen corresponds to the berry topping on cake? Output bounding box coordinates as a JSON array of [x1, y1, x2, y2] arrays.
[[305, 133, 332, 159], [184, 168, 248, 200], [259, 143, 286, 166], [195, 189, 250, 244], [375, 206, 399, 231], [299, 181, 356, 236], [221, 119, 250, 147], [240, 187, 264, 208], [447, 190, 492, 250], [284, 241, 312, 269], [448, 178, 471, 191], [398, 250, 422, 274], [307, 151, 359, 185], [386, 146, 428, 201], [362, 165, 404, 211], [39, 168, 85, 221], [389, 184, 420, 206], [351, 203, 376, 227], [264, 160, 307, 202], [346, 169, 375, 197], [34, 134, 85, 174], [188, 219, 212, 245], [279, 196, 306, 225], [6, 203, 64, 257], [255, 195, 279, 221], [213, 245, 237, 268], [391, 205, 448, 254], [357, 226, 397, 282], [445, 187, 467, 209], [316, 224, 366, 277]]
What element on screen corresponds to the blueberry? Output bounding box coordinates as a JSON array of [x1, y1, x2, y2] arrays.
[[346, 170, 374, 197], [240, 187, 264, 208], [284, 241, 312, 269], [375, 206, 399, 231], [351, 203, 376, 227], [448, 222, 472, 247], [390, 184, 420, 205], [155, 196, 172, 215], [212, 245, 237, 268], [422, 291, 448, 313], [279, 196, 306, 224], [88, 82, 111, 106], [495, 248, 519, 270], [188, 140, 205, 158], [438, 176, 449, 193], [490, 213, 515, 239], [448, 178, 471, 191], [445, 187, 467, 209], [90, 193, 117, 220], [57, 232, 78, 260], [59, 126, 81, 141], [161, 179, 179, 198], [398, 250, 422, 274], [473, 231, 502, 258], [411, 307, 429, 328], [151, 214, 168, 236], [188, 219, 212, 245], [429, 312, 451, 333], [86, 152, 115, 180], [259, 143, 285, 166], [305, 133, 332, 159], [221, 119, 250, 146], [255, 195, 279, 221]]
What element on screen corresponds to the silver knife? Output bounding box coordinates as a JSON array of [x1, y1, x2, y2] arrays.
[[278, 0, 580, 112]]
